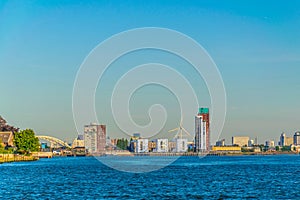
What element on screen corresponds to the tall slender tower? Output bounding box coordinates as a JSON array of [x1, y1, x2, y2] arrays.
[[195, 108, 210, 152]]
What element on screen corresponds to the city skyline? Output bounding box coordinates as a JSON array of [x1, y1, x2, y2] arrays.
[[1, 1, 300, 143]]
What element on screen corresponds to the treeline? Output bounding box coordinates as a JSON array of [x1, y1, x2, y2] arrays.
[[116, 138, 129, 150]]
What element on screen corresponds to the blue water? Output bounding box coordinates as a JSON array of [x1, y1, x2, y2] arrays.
[[1, 155, 300, 199]]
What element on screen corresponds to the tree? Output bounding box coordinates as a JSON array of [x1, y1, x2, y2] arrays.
[[116, 138, 129, 150], [14, 129, 40, 154]]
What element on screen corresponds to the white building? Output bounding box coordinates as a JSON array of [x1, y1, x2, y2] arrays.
[[135, 139, 149, 153], [154, 139, 168, 153], [195, 115, 206, 151], [175, 138, 188, 153]]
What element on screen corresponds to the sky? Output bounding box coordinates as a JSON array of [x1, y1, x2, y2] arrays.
[[0, 0, 300, 144]]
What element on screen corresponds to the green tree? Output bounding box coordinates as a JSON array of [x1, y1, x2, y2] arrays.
[[14, 129, 40, 154], [116, 138, 129, 150]]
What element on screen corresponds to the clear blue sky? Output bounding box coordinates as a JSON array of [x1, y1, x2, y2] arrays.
[[1, 0, 300, 144]]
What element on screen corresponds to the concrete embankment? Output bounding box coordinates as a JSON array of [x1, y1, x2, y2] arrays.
[[0, 154, 38, 164]]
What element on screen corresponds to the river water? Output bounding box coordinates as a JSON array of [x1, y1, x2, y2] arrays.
[[1, 155, 300, 199]]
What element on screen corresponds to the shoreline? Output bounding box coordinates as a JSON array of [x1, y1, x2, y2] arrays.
[[1, 152, 299, 163], [0, 154, 38, 164]]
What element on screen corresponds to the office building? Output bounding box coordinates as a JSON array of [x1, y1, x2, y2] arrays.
[[232, 136, 250, 147], [294, 132, 300, 145], [84, 123, 106, 154], [154, 139, 168, 153], [195, 108, 210, 152], [279, 132, 286, 146]]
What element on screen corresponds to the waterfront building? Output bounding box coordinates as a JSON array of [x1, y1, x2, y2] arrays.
[[84, 123, 106, 154], [279, 132, 286, 146], [0, 131, 14, 147], [175, 138, 188, 153], [294, 132, 300, 145], [195, 108, 210, 152], [153, 139, 168, 153], [265, 140, 275, 147], [211, 146, 241, 153], [72, 136, 85, 148], [148, 140, 156, 152], [135, 139, 149, 153], [232, 136, 250, 147], [285, 137, 294, 146], [248, 139, 254, 147], [168, 141, 176, 152], [216, 139, 225, 147]]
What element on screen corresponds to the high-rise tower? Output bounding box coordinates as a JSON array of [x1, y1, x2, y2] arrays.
[[195, 108, 210, 152], [84, 123, 106, 154]]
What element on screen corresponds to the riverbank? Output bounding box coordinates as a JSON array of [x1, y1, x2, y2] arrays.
[[100, 151, 300, 157], [0, 154, 39, 164]]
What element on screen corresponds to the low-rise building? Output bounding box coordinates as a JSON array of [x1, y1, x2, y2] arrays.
[[153, 139, 168, 153], [0, 131, 14, 147], [265, 140, 275, 147], [135, 139, 149, 153], [212, 146, 241, 153], [174, 138, 188, 153], [72, 136, 84, 148], [216, 139, 225, 147]]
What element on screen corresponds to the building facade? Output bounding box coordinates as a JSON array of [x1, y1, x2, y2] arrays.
[[294, 132, 300, 145], [135, 139, 148, 153], [212, 146, 241, 153], [265, 140, 275, 147], [175, 138, 188, 153], [285, 137, 294, 146], [72, 136, 85, 148], [279, 133, 286, 146], [195, 108, 210, 152], [232, 136, 250, 147], [0, 131, 14, 147], [216, 139, 225, 147], [154, 139, 168, 153], [84, 123, 106, 154]]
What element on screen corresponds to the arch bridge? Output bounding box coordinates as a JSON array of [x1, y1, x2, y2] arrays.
[[36, 135, 71, 149]]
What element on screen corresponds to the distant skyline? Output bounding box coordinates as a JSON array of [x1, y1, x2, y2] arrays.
[[1, 0, 300, 143]]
